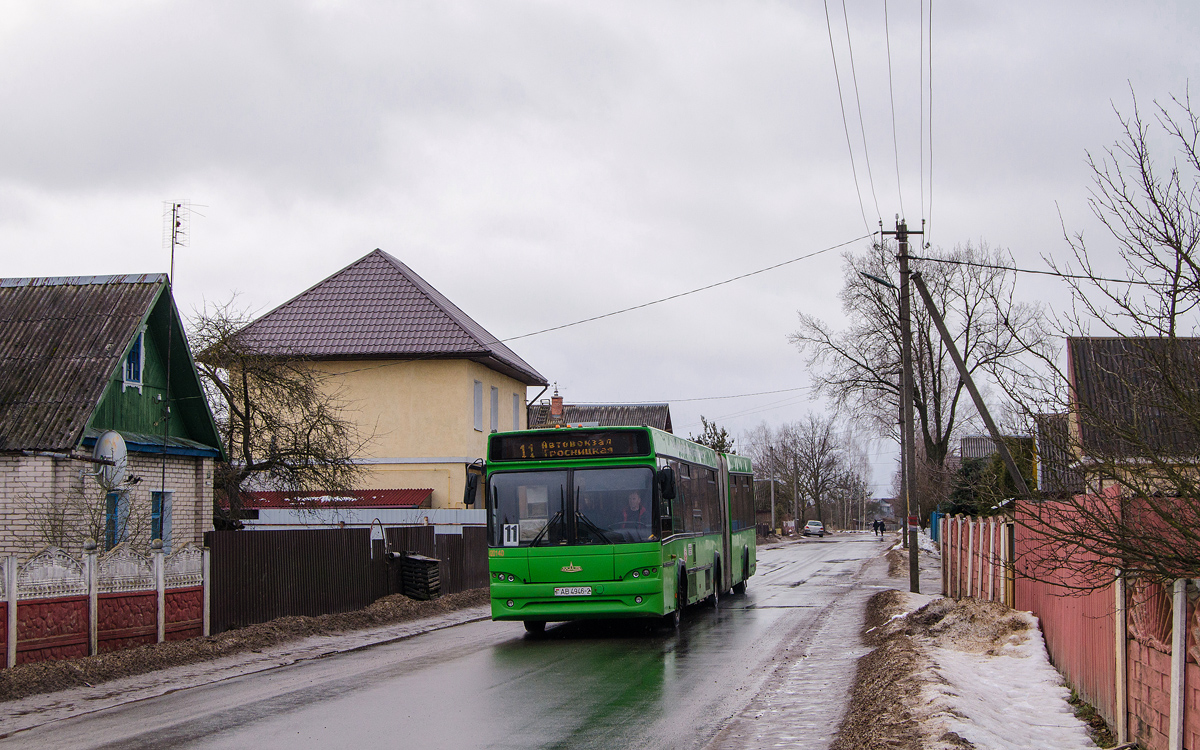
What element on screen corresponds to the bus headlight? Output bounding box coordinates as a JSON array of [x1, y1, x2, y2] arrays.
[[635, 596, 643, 604], [508, 574, 515, 582], [642, 569, 650, 576], [507, 599, 514, 607], [632, 570, 639, 578]]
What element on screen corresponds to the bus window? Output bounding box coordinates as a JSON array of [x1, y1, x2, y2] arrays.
[[573, 467, 656, 544], [489, 471, 567, 546]]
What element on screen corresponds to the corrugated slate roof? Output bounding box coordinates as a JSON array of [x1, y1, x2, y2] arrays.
[[236, 249, 547, 386], [527, 402, 673, 433], [1068, 337, 1200, 458], [1034, 413, 1085, 496], [0, 275, 165, 452]]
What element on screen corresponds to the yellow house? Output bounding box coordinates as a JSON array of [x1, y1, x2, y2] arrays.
[[238, 250, 548, 509]]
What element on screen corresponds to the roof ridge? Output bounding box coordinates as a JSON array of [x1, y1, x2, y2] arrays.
[[237, 251, 385, 335], [1, 274, 167, 288], [374, 250, 490, 354]]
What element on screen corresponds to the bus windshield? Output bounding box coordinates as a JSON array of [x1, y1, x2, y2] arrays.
[[489, 467, 656, 547]]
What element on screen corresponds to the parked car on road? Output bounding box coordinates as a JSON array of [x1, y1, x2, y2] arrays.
[[802, 520, 825, 537]]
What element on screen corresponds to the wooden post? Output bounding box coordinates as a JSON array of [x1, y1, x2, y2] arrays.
[[987, 520, 995, 602], [940, 514, 948, 596], [1115, 569, 1128, 745], [966, 518, 975, 600], [86, 548, 99, 656], [5, 555, 16, 669], [202, 547, 211, 637], [153, 545, 165, 644], [1169, 578, 1186, 750]]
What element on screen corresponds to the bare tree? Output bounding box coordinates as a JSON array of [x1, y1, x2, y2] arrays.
[[189, 298, 369, 525], [742, 416, 872, 530], [791, 241, 1047, 521], [1009, 90, 1200, 588]]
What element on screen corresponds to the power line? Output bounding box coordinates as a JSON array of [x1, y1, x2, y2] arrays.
[[883, 0, 906, 220], [328, 234, 873, 379], [926, 0, 934, 250], [500, 234, 870, 343], [919, 0, 925, 230], [906, 253, 1179, 288], [840, 0, 881, 220], [619, 385, 814, 405], [823, 0, 873, 236]]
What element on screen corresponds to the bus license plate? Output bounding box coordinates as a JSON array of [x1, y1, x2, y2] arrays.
[[554, 586, 592, 597]]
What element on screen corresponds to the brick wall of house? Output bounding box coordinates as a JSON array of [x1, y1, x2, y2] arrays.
[[0, 453, 213, 555]]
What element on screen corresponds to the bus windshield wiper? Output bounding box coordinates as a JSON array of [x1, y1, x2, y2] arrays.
[[576, 512, 612, 544], [529, 509, 564, 547]]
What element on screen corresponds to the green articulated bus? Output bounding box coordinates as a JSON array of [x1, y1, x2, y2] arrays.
[[471, 425, 756, 633]]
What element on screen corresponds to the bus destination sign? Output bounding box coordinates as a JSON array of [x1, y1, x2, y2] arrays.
[[490, 430, 649, 461]]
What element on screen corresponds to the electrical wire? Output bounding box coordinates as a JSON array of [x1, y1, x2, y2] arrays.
[[883, 0, 906, 220], [840, 0, 881, 221], [501, 234, 870, 343], [906, 253, 1180, 288], [618, 385, 814, 405], [925, 0, 934, 250], [823, 0, 873, 236], [326, 233, 874, 379], [919, 0, 925, 231]]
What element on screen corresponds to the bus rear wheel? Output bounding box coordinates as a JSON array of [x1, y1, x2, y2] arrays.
[[524, 620, 546, 635]]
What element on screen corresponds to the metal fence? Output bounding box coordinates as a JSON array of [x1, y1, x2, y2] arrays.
[[206, 526, 490, 634], [206, 529, 373, 633], [385, 526, 489, 595]]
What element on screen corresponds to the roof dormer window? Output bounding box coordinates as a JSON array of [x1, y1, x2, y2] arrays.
[[123, 330, 144, 393]]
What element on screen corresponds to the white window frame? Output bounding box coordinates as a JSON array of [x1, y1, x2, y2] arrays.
[[473, 380, 484, 431], [490, 386, 499, 433], [122, 328, 146, 393], [512, 393, 521, 430]]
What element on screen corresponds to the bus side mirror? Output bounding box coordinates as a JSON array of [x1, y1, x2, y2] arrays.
[[463, 472, 479, 506], [657, 467, 676, 500]]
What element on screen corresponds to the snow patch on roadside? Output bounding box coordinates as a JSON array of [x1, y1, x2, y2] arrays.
[[911, 602, 1097, 749]]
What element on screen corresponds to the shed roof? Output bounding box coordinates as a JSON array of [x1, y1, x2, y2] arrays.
[[1068, 337, 1200, 458], [527, 402, 673, 433], [236, 488, 432, 509], [0, 275, 164, 452], [235, 249, 547, 386]]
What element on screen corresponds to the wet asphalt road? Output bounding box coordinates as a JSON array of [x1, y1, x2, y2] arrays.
[[5, 534, 888, 750]]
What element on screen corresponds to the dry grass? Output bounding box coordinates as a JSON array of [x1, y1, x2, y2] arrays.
[[0, 588, 488, 703], [830, 590, 927, 750]]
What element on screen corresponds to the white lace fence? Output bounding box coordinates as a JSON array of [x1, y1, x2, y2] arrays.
[[1, 543, 209, 668]]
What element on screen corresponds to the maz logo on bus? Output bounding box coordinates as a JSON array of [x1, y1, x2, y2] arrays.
[[561, 562, 582, 573]]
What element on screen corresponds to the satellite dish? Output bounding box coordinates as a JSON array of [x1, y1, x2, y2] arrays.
[[93, 431, 128, 491]]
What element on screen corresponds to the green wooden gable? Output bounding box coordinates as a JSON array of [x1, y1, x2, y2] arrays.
[[88, 283, 225, 459]]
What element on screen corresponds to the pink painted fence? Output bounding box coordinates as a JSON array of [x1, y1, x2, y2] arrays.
[[941, 505, 1200, 750]]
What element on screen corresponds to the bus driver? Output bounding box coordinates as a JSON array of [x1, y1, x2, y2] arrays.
[[622, 491, 650, 528]]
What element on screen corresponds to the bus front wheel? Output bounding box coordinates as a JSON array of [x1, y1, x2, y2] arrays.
[[524, 620, 546, 635]]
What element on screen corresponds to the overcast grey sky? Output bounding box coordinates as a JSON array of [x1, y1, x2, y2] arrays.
[[3, 1, 1198, 492]]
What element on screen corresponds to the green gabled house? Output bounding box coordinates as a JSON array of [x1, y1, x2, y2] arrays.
[[0, 274, 225, 554]]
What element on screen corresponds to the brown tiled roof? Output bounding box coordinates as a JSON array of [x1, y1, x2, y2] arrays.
[[236, 250, 547, 386], [1068, 337, 1200, 458], [527, 403, 673, 433], [0, 275, 164, 452]]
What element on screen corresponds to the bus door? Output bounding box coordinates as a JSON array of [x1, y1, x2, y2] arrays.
[[717, 454, 732, 592]]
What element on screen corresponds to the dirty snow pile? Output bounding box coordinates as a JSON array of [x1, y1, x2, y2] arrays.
[[901, 595, 1096, 749]]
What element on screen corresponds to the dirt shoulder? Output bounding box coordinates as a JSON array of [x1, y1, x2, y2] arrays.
[[0, 588, 488, 703]]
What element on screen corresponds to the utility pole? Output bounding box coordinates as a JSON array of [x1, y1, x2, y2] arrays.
[[792, 454, 799, 532], [882, 218, 923, 594], [769, 446, 776, 532]]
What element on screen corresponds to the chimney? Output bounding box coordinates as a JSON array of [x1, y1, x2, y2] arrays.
[[550, 384, 563, 421]]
